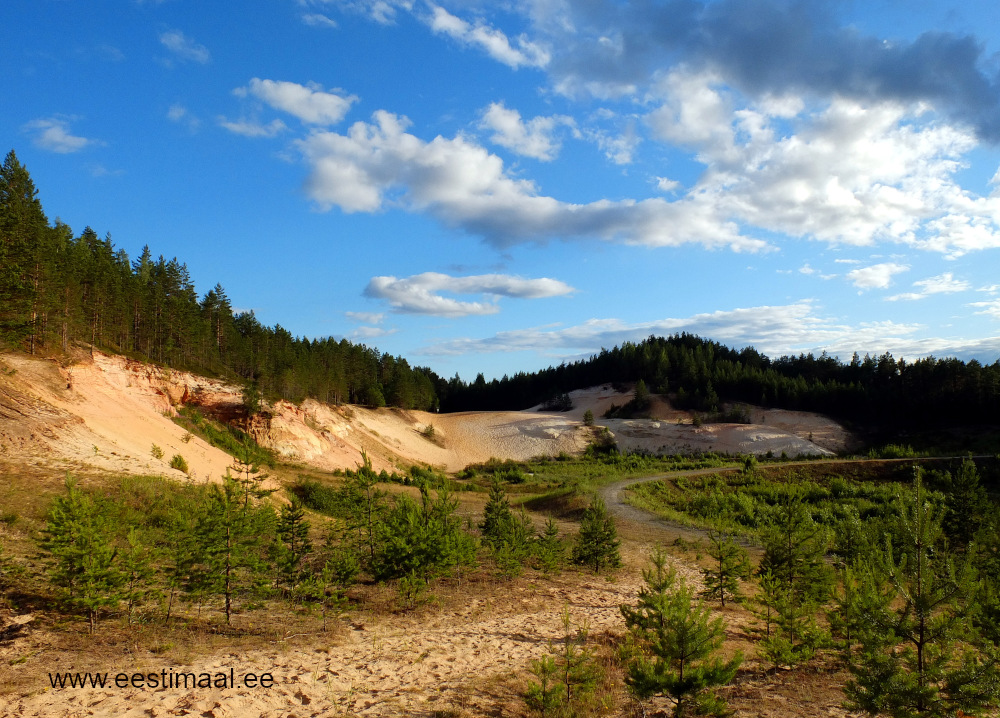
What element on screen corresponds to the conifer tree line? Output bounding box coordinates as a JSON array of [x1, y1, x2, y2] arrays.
[[441, 334, 1000, 430], [0, 149, 439, 409]]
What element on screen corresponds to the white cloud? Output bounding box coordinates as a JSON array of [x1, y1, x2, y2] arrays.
[[22, 117, 97, 153], [159, 30, 210, 64], [846, 262, 909, 290], [344, 311, 385, 324], [969, 299, 1000, 319], [479, 102, 573, 161], [352, 325, 398, 339], [167, 104, 200, 131], [655, 177, 681, 193], [427, 4, 549, 69], [296, 110, 765, 250], [364, 271, 575, 317], [323, 0, 412, 25], [421, 301, 1000, 363], [585, 123, 640, 165], [645, 71, 1000, 256], [301, 13, 337, 29], [886, 272, 970, 301], [217, 118, 287, 138], [238, 78, 357, 126]]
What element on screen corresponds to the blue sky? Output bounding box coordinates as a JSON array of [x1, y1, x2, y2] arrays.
[[4, 0, 1000, 380]]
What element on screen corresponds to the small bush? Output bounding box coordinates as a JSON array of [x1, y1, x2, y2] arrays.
[[151, 444, 164, 460], [169, 454, 189, 474]]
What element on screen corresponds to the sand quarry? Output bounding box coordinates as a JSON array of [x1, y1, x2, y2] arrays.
[[0, 351, 848, 483], [0, 351, 856, 717]]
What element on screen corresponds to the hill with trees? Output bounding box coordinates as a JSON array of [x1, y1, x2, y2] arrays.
[[440, 334, 1000, 431]]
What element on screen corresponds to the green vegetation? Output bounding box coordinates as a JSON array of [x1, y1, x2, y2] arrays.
[[627, 464, 915, 538], [173, 407, 274, 468], [700, 530, 750, 607], [168, 454, 188, 474], [843, 472, 1000, 717], [622, 547, 741, 717], [525, 608, 600, 715], [571, 496, 621, 573]]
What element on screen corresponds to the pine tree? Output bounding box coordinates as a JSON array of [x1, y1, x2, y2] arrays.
[[345, 450, 387, 565], [572, 496, 622, 573], [373, 484, 476, 586], [844, 473, 1000, 717], [276, 498, 312, 590], [480, 478, 532, 577], [622, 547, 741, 717], [39, 478, 121, 633], [524, 654, 564, 716], [191, 478, 274, 624], [701, 530, 750, 607], [119, 527, 156, 626], [0, 149, 47, 346], [758, 496, 832, 605], [942, 456, 988, 550], [534, 517, 564, 574]]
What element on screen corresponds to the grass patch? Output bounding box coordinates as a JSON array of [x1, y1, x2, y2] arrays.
[[173, 406, 274, 467]]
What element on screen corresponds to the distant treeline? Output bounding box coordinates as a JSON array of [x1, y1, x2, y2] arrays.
[[0, 149, 439, 410], [440, 334, 1000, 428]]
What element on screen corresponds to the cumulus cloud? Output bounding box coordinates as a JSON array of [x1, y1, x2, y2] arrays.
[[363, 271, 575, 317], [846, 263, 909, 290], [296, 110, 763, 250], [585, 123, 640, 165], [22, 117, 97, 153], [645, 71, 1000, 255], [217, 118, 287, 138], [505, 0, 1000, 142], [479, 102, 574, 161], [421, 300, 1000, 363], [159, 30, 211, 64], [427, 4, 549, 69], [237, 79, 357, 126], [887, 272, 970, 301]]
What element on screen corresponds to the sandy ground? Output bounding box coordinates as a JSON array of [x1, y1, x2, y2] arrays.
[[0, 567, 653, 718], [0, 357, 851, 482]]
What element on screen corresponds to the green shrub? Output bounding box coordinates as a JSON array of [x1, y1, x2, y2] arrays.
[[169, 454, 189, 474]]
